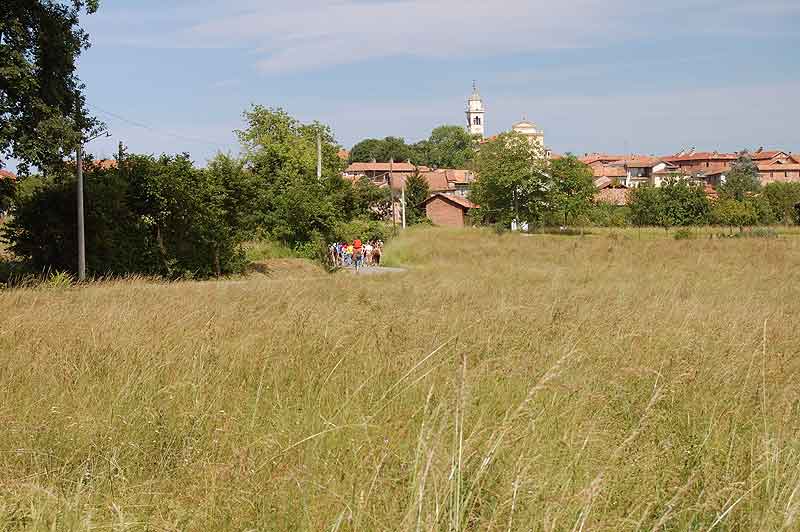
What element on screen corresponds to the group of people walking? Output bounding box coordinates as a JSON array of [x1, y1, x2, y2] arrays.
[[330, 239, 384, 270]]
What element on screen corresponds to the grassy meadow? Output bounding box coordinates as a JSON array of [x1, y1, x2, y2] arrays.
[[2, 227, 800, 531]]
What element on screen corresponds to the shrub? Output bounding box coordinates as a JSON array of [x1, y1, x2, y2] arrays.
[[332, 218, 388, 242], [588, 203, 630, 227], [762, 182, 800, 224], [673, 228, 694, 240], [711, 198, 758, 231], [3, 153, 256, 278]]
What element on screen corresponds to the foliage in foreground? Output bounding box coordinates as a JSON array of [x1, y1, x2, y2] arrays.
[[2, 228, 800, 530], [4, 153, 257, 277], [1, 0, 101, 173]]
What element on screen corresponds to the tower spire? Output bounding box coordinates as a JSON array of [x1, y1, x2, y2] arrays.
[[466, 82, 485, 138]]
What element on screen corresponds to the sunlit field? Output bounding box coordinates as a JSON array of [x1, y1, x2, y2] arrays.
[[2, 227, 800, 531]]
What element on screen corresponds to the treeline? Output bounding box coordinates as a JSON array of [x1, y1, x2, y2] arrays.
[[470, 137, 800, 230], [348, 126, 476, 168], [2, 107, 391, 278], [627, 156, 800, 229]]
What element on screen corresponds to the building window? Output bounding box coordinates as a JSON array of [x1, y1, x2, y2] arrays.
[[474, 116, 481, 126]]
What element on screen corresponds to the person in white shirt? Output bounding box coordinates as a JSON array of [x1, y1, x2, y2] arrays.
[[364, 242, 374, 266]]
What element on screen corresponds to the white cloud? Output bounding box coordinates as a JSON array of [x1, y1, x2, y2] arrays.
[[86, 0, 798, 73]]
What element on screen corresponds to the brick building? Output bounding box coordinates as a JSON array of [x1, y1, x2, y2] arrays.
[[421, 193, 478, 227]]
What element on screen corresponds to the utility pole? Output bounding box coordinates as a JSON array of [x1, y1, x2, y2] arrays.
[[401, 181, 406, 229], [389, 158, 396, 231], [316, 131, 322, 180], [76, 140, 86, 281]]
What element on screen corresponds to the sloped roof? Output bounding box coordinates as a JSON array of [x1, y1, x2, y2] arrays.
[[345, 162, 416, 173], [421, 193, 478, 210], [750, 150, 789, 161], [419, 171, 449, 192], [591, 164, 627, 178], [697, 166, 731, 177], [612, 156, 671, 168], [665, 151, 738, 162], [580, 154, 627, 165], [594, 177, 613, 189], [0, 169, 17, 180], [594, 188, 628, 206]]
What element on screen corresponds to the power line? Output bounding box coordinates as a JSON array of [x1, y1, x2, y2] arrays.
[[86, 103, 232, 149]]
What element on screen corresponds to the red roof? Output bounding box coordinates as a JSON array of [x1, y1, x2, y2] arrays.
[[337, 149, 350, 161], [580, 154, 626, 165], [419, 171, 449, 192], [0, 169, 17, 180], [594, 188, 628, 206], [792, 154, 800, 163], [421, 193, 478, 210], [590, 164, 627, 178], [750, 150, 789, 161], [665, 151, 738, 162], [594, 177, 613, 189], [345, 162, 416, 173], [613, 156, 669, 168]]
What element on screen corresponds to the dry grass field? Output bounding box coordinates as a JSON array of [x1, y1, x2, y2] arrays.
[[2, 227, 800, 531]]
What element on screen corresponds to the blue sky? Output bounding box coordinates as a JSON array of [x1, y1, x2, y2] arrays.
[[73, 0, 799, 165]]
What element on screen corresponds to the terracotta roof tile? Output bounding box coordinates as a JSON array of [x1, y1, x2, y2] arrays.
[[422, 193, 478, 210], [750, 150, 788, 160], [0, 169, 17, 180], [579, 154, 626, 165], [594, 188, 628, 206], [419, 171, 449, 192], [345, 162, 416, 173], [665, 152, 738, 162]]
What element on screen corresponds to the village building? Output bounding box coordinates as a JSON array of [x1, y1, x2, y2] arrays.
[[343, 161, 416, 185], [421, 193, 478, 228]]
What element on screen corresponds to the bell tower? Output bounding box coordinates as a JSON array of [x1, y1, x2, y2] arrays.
[[466, 81, 485, 138]]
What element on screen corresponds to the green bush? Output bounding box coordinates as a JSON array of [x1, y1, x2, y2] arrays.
[[673, 228, 694, 240], [587, 203, 630, 227], [332, 218, 388, 242], [3, 153, 257, 278], [762, 182, 800, 224]]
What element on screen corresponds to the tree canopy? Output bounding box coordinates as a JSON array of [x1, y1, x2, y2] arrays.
[[549, 155, 596, 225], [423, 125, 477, 169], [403, 170, 430, 225], [348, 125, 477, 169], [348, 137, 414, 164], [1, 0, 101, 173], [470, 132, 550, 226], [719, 154, 761, 201]]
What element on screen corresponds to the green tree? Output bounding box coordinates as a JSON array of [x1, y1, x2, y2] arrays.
[[424, 125, 476, 169], [348, 137, 414, 163], [1, 0, 101, 173], [719, 154, 761, 201], [712, 198, 758, 232], [628, 186, 666, 228], [659, 177, 711, 226], [549, 155, 595, 226], [235, 105, 349, 246], [470, 132, 549, 227], [3, 152, 258, 277], [403, 170, 430, 224], [345, 176, 392, 221], [762, 182, 800, 224]]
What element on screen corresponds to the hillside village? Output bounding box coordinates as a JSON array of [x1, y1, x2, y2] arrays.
[[340, 85, 799, 226]]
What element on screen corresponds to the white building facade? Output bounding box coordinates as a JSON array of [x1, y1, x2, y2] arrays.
[[466, 82, 485, 138]]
